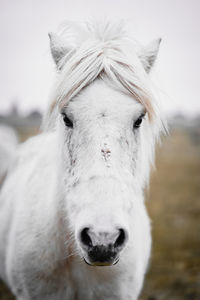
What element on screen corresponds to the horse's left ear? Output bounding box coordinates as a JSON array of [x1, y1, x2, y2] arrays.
[[138, 38, 162, 73], [48, 32, 70, 67]]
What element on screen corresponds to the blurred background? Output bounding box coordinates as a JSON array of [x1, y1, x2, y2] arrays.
[[0, 0, 199, 299]]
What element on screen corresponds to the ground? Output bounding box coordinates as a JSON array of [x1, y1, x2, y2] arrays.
[[141, 128, 200, 300], [0, 128, 200, 299]]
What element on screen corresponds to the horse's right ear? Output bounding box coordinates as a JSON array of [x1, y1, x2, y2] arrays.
[[48, 32, 70, 67]]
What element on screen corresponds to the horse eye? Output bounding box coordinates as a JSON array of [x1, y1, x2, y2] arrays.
[[133, 114, 145, 129], [61, 113, 73, 128]]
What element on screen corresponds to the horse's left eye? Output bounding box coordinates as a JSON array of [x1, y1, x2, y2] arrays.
[[61, 113, 73, 128], [133, 114, 145, 129]]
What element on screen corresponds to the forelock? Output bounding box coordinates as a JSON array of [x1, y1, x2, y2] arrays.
[[44, 21, 161, 130]]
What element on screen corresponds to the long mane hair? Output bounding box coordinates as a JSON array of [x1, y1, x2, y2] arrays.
[[43, 21, 164, 133]]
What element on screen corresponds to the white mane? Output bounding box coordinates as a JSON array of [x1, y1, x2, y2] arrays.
[[43, 21, 164, 133]]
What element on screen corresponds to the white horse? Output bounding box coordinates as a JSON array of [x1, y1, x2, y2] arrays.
[[0, 21, 164, 299]]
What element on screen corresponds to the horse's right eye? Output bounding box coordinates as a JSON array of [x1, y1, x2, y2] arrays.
[[61, 113, 73, 128]]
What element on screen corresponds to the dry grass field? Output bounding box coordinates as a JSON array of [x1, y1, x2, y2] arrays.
[[141, 128, 200, 300], [0, 127, 200, 299]]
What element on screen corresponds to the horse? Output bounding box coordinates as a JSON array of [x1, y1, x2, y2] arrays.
[[0, 21, 165, 299]]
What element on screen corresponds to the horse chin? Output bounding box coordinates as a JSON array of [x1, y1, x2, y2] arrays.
[[83, 257, 119, 267]]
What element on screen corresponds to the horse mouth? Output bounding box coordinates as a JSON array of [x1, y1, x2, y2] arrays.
[[83, 257, 119, 267]]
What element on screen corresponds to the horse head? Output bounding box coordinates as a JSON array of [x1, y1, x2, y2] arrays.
[[45, 22, 163, 267]]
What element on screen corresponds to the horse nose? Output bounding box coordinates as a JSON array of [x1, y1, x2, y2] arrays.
[[79, 227, 128, 265], [80, 227, 128, 249]]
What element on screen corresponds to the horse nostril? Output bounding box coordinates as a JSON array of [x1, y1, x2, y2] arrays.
[[114, 229, 127, 249], [80, 228, 93, 248]]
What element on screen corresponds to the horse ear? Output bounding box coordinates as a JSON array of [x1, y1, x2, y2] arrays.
[[48, 32, 69, 67], [138, 38, 161, 73]]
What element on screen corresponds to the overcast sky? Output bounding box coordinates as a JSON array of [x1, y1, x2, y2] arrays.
[[0, 0, 199, 116]]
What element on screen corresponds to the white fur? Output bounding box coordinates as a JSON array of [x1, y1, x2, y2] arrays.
[[0, 21, 164, 299]]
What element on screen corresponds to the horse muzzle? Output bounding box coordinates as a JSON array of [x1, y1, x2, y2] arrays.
[[78, 227, 128, 266], [83, 245, 120, 266]]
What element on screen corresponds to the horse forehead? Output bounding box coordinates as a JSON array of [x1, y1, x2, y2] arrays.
[[69, 80, 142, 115]]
